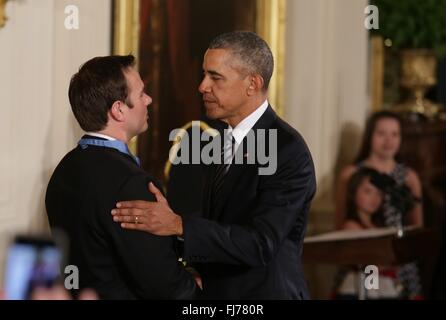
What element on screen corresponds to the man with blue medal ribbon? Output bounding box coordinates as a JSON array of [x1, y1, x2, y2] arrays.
[[45, 55, 197, 299]]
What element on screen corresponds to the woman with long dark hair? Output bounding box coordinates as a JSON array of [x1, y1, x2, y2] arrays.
[[334, 111, 424, 299], [335, 111, 423, 229]]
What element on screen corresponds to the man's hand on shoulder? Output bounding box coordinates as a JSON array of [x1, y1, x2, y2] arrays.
[[111, 182, 183, 236]]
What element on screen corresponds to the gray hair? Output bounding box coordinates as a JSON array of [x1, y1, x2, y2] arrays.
[[209, 31, 274, 91]]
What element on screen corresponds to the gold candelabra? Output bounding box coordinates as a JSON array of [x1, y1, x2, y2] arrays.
[[393, 49, 440, 119]]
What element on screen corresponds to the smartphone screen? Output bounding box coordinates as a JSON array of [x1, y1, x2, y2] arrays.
[[3, 236, 63, 300]]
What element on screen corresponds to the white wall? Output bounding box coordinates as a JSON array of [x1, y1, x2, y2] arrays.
[[0, 0, 111, 286], [283, 0, 369, 298], [284, 0, 369, 229]]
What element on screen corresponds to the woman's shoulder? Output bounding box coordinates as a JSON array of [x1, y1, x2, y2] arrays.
[[339, 165, 357, 181], [404, 166, 421, 187], [405, 166, 420, 179]]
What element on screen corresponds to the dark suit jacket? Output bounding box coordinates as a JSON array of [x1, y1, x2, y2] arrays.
[[45, 136, 196, 299], [182, 106, 316, 299]]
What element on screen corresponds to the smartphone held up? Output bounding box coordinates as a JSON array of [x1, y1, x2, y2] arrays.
[[3, 232, 67, 300]]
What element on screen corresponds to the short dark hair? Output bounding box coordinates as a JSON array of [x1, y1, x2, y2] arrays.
[[355, 111, 403, 164], [209, 31, 274, 91], [68, 55, 136, 132]]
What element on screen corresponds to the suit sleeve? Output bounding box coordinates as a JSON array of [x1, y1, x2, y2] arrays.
[[183, 142, 316, 267], [100, 174, 197, 299]]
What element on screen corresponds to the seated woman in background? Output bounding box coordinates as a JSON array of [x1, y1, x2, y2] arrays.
[[333, 168, 423, 299], [335, 111, 424, 299], [335, 111, 423, 230]]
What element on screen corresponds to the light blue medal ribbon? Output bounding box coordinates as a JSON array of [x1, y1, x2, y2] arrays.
[[78, 138, 141, 167]]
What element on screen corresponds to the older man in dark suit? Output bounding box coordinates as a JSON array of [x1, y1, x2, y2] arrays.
[[112, 32, 316, 299]]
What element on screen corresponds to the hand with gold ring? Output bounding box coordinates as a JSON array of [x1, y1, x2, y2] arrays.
[[111, 182, 183, 236]]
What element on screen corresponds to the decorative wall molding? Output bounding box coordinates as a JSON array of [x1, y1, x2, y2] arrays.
[[113, 0, 140, 155], [256, 0, 286, 117], [0, 0, 10, 28]]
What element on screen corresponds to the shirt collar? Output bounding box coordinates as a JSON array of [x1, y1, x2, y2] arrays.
[[85, 132, 117, 141], [229, 100, 269, 145]]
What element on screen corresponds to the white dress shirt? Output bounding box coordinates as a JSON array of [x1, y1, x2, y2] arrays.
[[229, 99, 269, 152], [85, 132, 117, 141]]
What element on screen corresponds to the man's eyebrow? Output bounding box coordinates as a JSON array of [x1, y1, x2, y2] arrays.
[[205, 70, 224, 78]]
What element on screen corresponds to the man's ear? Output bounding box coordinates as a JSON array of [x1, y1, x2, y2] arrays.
[[109, 100, 125, 122], [246, 74, 264, 96]]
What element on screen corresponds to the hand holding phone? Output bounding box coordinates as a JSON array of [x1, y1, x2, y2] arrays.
[[3, 235, 64, 300]]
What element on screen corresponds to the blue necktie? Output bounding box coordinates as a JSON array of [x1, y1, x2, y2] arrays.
[[78, 138, 141, 167]]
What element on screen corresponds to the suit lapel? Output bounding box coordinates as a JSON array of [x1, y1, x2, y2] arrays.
[[211, 145, 248, 220], [202, 122, 226, 219], [203, 164, 216, 219], [210, 106, 278, 220]]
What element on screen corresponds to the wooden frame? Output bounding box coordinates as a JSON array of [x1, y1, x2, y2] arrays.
[[256, 0, 286, 117], [113, 0, 140, 154], [0, 0, 9, 28], [370, 35, 384, 112]]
